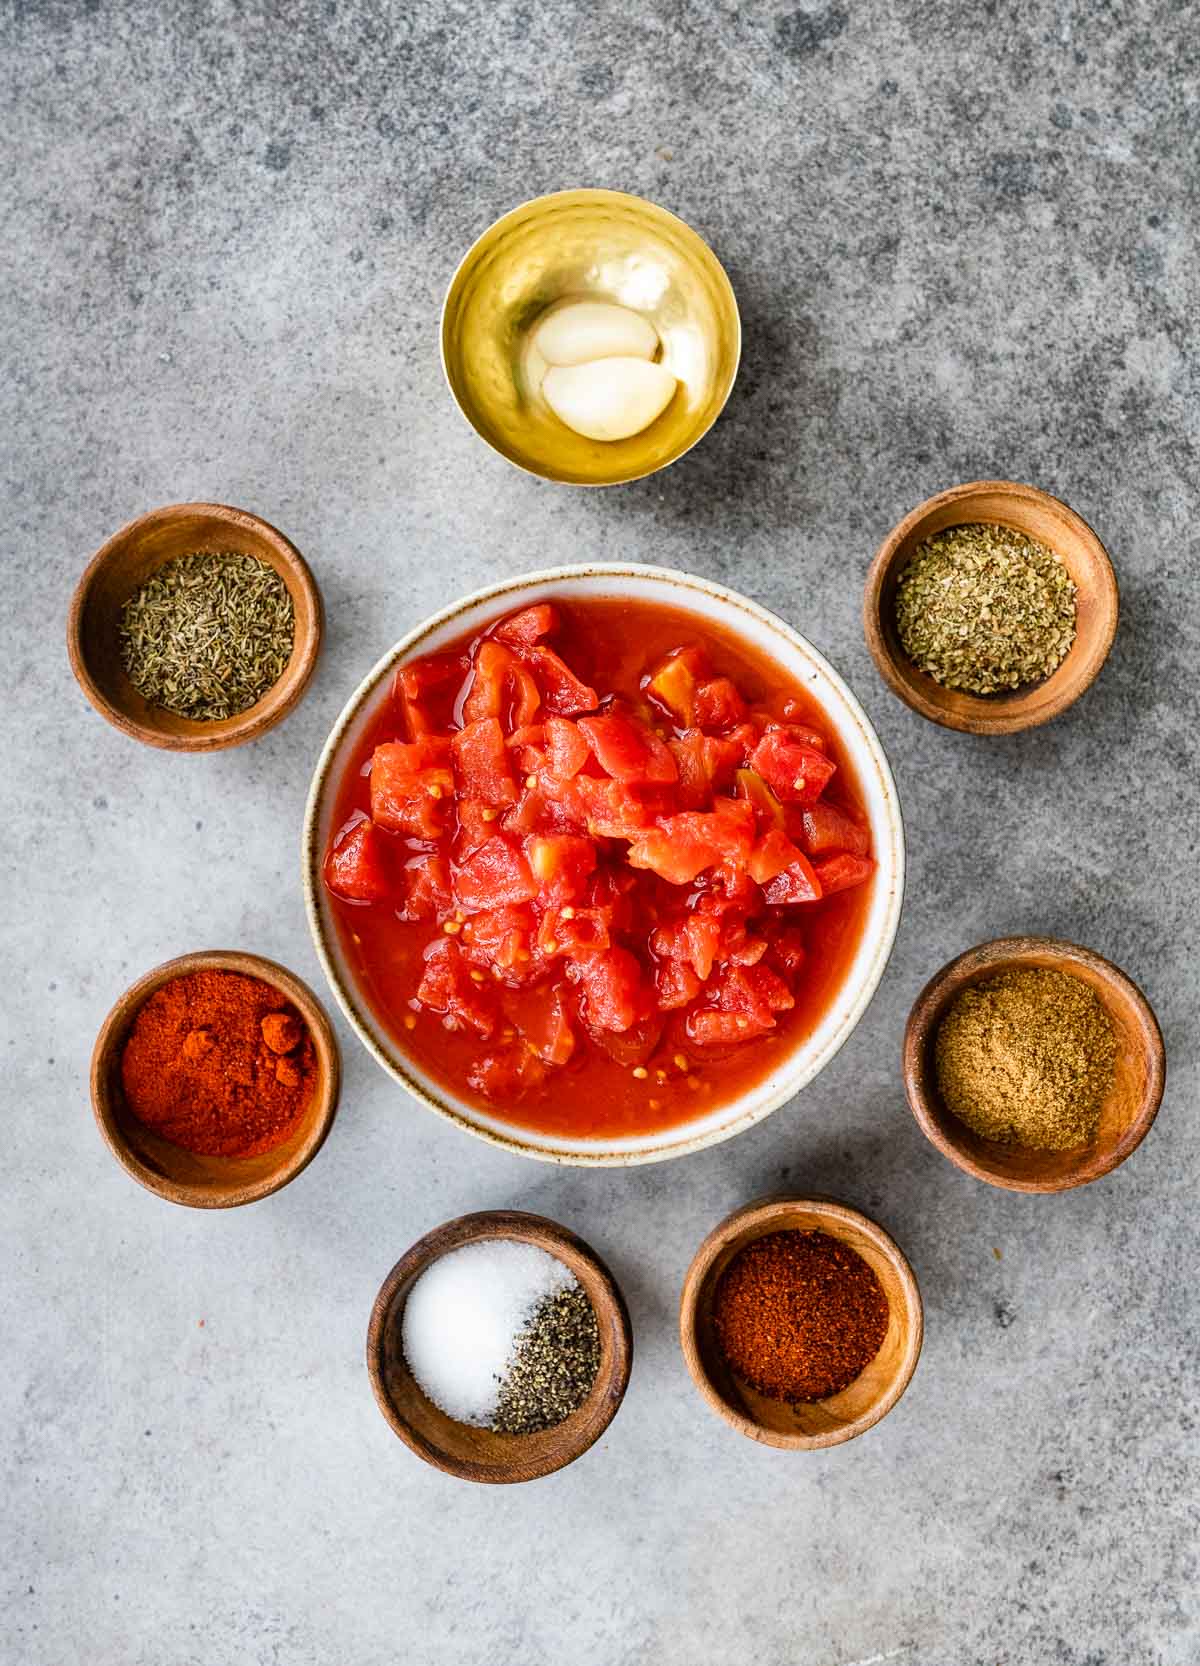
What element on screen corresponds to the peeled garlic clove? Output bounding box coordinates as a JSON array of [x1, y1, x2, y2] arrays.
[[542, 358, 678, 441], [531, 300, 660, 367]]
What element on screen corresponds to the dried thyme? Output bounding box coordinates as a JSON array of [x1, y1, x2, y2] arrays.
[[490, 1282, 600, 1435], [119, 551, 294, 721], [935, 966, 1116, 1150], [894, 522, 1076, 694]]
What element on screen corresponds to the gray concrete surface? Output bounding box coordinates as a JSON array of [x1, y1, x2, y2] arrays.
[[3, 3, 1197, 1663]]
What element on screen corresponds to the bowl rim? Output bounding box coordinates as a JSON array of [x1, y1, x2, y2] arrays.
[[679, 1194, 924, 1450], [302, 561, 905, 1167], [439, 186, 743, 487], [902, 934, 1166, 1193], [365, 1208, 633, 1483], [862, 478, 1119, 734], [66, 500, 324, 752], [90, 948, 341, 1208]]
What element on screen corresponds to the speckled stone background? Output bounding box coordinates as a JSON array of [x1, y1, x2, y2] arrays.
[[3, 2, 1197, 1663]]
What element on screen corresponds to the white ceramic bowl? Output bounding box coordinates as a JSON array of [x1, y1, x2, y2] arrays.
[[303, 565, 904, 1165]]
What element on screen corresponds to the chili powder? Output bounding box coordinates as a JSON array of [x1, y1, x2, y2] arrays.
[[712, 1229, 889, 1402], [119, 969, 316, 1158]]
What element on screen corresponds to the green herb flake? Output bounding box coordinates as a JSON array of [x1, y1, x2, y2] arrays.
[[118, 551, 295, 722], [893, 522, 1077, 694]]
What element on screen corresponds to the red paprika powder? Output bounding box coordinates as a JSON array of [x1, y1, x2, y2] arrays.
[[120, 969, 316, 1158], [712, 1229, 889, 1402]]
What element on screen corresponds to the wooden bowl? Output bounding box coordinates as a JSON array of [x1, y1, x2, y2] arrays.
[[367, 1210, 632, 1483], [67, 502, 323, 750], [904, 936, 1165, 1193], [91, 950, 341, 1208], [680, 1196, 923, 1450], [863, 480, 1118, 734]]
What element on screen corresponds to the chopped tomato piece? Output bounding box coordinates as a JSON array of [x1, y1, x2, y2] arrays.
[[626, 800, 755, 885], [459, 904, 543, 984], [587, 1010, 664, 1066], [687, 1010, 762, 1045], [765, 922, 807, 976], [748, 827, 805, 884], [569, 946, 649, 1032], [417, 938, 497, 1037], [646, 651, 699, 725], [688, 962, 794, 1044], [462, 641, 542, 730], [655, 955, 702, 1009], [694, 677, 748, 731], [544, 715, 590, 781], [505, 984, 575, 1066], [398, 852, 452, 922], [524, 644, 598, 715], [453, 835, 537, 911], [749, 728, 837, 806], [395, 653, 469, 735], [761, 851, 824, 905], [494, 603, 558, 647], [812, 853, 875, 894], [451, 718, 518, 807], [325, 818, 392, 902], [370, 740, 454, 839], [468, 1046, 546, 1100], [578, 713, 678, 785], [526, 834, 597, 904], [735, 767, 786, 829], [537, 904, 612, 961], [565, 776, 667, 840], [801, 802, 871, 857]]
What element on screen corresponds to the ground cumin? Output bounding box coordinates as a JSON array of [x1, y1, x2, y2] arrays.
[[935, 966, 1116, 1151], [712, 1230, 889, 1403], [120, 969, 316, 1157]]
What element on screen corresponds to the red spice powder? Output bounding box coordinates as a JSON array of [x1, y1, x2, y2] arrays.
[[120, 969, 316, 1158], [712, 1228, 889, 1402]]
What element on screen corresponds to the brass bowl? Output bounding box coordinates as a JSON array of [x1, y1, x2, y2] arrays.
[[441, 189, 741, 486]]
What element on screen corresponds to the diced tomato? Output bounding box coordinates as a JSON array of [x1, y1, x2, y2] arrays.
[[565, 775, 668, 840], [626, 799, 755, 885], [748, 827, 805, 884], [735, 767, 786, 829], [416, 938, 497, 1037], [543, 715, 590, 782], [812, 853, 876, 895], [459, 904, 542, 983], [646, 650, 701, 725], [687, 1011, 759, 1046], [526, 833, 597, 904], [524, 645, 598, 715], [668, 730, 744, 808], [457, 800, 502, 855], [537, 904, 612, 962], [688, 961, 794, 1045], [569, 946, 650, 1032], [586, 1010, 664, 1067], [749, 728, 837, 806], [468, 1046, 546, 1100], [451, 718, 518, 807], [453, 835, 537, 911], [505, 984, 575, 1066], [655, 955, 701, 1009], [370, 740, 454, 839], [577, 713, 677, 785], [494, 603, 558, 647], [397, 852, 452, 922], [507, 723, 545, 751], [397, 654, 469, 701], [801, 802, 871, 857], [765, 921, 807, 977], [761, 851, 824, 905], [694, 677, 748, 731], [462, 641, 542, 730], [325, 818, 393, 902]]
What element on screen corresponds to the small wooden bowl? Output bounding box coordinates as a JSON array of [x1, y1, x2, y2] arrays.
[[680, 1196, 922, 1450], [67, 502, 323, 750], [863, 480, 1118, 734], [904, 937, 1165, 1193], [367, 1210, 632, 1483], [91, 950, 341, 1208]]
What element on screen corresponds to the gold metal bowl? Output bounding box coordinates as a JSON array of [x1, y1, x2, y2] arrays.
[[441, 189, 741, 486]]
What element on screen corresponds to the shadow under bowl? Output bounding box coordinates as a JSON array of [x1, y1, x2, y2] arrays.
[[903, 936, 1165, 1193]]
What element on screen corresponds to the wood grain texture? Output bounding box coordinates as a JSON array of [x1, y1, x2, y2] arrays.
[[903, 936, 1165, 1194], [90, 949, 341, 1208], [67, 501, 323, 751], [366, 1210, 632, 1484], [679, 1195, 923, 1451], [863, 479, 1118, 734]]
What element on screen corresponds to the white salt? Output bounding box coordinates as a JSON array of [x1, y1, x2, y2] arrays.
[[401, 1239, 573, 1426]]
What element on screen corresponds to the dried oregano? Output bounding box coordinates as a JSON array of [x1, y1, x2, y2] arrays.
[[894, 522, 1077, 694], [119, 551, 294, 721]]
